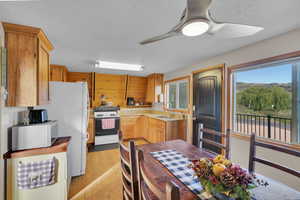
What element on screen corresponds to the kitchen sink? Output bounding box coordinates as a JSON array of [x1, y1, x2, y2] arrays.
[[156, 115, 170, 119]]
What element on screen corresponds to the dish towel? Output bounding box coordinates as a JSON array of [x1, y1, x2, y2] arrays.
[[102, 118, 115, 129], [17, 157, 56, 189]]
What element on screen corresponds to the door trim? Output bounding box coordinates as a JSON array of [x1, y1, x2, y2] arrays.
[[189, 64, 226, 144]]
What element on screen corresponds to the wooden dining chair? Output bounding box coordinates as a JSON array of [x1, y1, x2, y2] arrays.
[[136, 149, 180, 200], [199, 126, 231, 159], [119, 131, 139, 200], [248, 133, 300, 178]]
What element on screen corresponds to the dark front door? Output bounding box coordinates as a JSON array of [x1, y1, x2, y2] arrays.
[[193, 69, 222, 153]]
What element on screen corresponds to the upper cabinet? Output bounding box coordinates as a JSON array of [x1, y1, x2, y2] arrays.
[[146, 73, 164, 104], [50, 64, 68, 82], [126, 75, 148, 103], [3, 22, 54, 106], [93, 73, 127, 107], [67, 72, 93, 100]]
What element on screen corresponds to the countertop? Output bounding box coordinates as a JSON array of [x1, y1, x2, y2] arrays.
[[120, 113, 185, 122], [3, 136, 71, 159]]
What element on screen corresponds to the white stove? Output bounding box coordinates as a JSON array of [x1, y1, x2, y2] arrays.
[[93, 106, 120, 145]]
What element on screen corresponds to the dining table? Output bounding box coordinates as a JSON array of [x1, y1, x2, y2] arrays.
[[137, 139, 300, 200]]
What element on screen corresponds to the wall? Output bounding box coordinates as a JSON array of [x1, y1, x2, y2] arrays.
[[165, 28, 300, 191], [0, 22, 26, 200]]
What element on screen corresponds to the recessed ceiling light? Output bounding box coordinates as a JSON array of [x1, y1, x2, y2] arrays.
[[182, 20, 209, 37], [95, 60, 144, 71]]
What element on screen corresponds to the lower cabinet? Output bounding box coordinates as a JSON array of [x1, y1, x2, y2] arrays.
[[87, 117, 95, 144], [120, 115, 186, 143], [147, 118, 166, 143], [120, 116, 139, 140]]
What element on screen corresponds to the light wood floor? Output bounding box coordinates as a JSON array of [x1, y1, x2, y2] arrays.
[[69, 139, 148, 200]]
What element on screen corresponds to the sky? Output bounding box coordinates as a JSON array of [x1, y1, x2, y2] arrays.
[[236, 64, 292, 83]]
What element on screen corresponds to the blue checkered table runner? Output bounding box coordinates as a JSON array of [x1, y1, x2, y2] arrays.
[[150, 149, 205, 198]]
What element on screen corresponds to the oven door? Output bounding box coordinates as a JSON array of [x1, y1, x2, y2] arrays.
[[94, 117, 120, 136]]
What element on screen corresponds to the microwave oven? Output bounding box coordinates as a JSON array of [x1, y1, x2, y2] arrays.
[[10, 121, 58, 151]]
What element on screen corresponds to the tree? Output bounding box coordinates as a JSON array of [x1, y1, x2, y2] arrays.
[[237, 86, 291, 112], [271, 86, 291, 110]]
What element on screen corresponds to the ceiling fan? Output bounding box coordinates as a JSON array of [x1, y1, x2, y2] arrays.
[[140, 0, 264, 45]]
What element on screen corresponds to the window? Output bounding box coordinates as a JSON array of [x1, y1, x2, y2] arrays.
[[165, 77, 189, 111], [231, 59, 300, 144]]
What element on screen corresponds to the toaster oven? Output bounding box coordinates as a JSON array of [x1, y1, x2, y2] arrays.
[[10, 121, 58, 151]]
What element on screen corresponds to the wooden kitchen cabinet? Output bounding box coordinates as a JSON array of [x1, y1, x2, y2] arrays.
[[126, 76, 148, 103], [147, 117, 166, 143], [3, 22, 54, 106], [121, 115, 150, 140], [146, 118, 186, 143], [136, 116, 148, 139], [50, 64, 68, 82], [120, 116, 139, 140], [87, 117, 95, 144], [120, 115, 186, 143], [146, 73, 164, 104], [38, 44, 51, 104]]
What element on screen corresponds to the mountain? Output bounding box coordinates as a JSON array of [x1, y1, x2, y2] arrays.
[[236, 82, 292, 93]]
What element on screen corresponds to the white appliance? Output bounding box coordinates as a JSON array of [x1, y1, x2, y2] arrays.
[[38, 82, 89, 177], [11, 121, 58, 151], [94, 106, 120, 145]]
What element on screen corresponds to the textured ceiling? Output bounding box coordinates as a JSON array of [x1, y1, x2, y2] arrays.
[[1, 0, 300, 76]]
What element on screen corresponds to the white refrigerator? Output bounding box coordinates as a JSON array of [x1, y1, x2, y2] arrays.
[[39, 82, 89, 177]]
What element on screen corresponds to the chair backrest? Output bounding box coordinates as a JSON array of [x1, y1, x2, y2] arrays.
[[199, 127, 231, 159], [136, 149, 180, 200], [119, 131, 139, 200], [249, 133, 300, 178]]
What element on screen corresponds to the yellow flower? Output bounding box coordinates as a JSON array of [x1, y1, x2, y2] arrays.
[[213, 155, 225, 164], [213, 163, 226, 176], [222, 159, 232, 167]]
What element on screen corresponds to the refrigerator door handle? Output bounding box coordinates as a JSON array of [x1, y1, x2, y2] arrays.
[[86, 131, 89, 142]]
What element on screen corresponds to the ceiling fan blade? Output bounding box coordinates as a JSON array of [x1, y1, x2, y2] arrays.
[[140, 32, 178, 45], [209, 23, 264, 38], [187, 0, 212, 19], [207, 11, 263, 38], [140, 8, 186, 45]]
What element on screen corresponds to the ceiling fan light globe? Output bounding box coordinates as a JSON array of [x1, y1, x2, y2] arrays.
[[182, 21, 209, 37]]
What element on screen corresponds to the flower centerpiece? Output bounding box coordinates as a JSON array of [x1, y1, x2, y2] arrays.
[[189, 155, 268, 200]]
